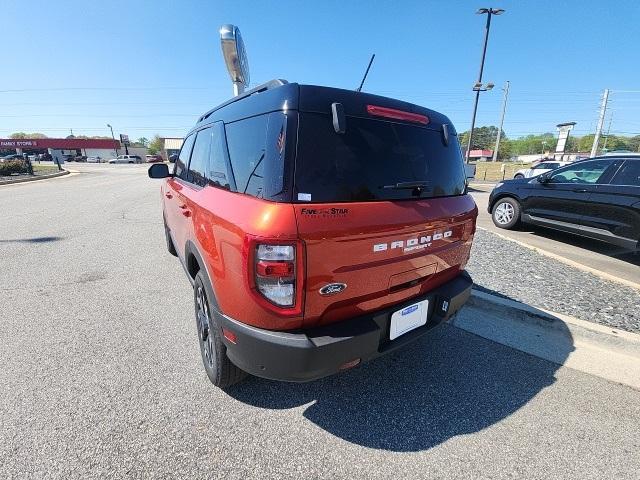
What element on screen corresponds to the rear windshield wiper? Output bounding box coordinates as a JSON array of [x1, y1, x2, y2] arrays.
[[381, 181, 431, 190]]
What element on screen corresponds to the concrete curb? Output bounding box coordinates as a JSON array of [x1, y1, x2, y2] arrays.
[[451, 289, 640, 389], [0, 169, 69, 186]]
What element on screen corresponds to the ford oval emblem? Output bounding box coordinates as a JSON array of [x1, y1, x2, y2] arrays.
[[319, 283, 347, 296]]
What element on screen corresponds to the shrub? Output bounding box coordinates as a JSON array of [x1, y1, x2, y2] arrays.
[[0, 160, 28, 176]]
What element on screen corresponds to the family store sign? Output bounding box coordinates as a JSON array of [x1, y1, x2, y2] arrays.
[[0, 140, 39, 147]]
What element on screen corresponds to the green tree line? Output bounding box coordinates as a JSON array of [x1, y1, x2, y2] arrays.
[[458, 127, 640, 160]]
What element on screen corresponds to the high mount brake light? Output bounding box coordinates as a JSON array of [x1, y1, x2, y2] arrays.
[[366, 105, 429, 125]]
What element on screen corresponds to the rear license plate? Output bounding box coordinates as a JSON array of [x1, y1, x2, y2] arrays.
[[389, 300, 429, 340]]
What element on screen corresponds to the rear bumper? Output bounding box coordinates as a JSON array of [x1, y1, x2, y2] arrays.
[[215, 271, 473, 382]]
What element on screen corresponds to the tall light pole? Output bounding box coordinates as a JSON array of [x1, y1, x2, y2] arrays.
[[107, 124, 118, 158], [492, 80, 510, 162], [465, 7, 505, 164]]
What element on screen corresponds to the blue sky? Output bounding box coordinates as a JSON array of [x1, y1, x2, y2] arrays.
[[2, 0, 639, 141]]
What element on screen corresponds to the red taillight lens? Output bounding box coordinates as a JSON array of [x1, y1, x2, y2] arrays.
[[366, 104, 429, 124], [254, 244, 296, 307], [256, 260, 295, 277]]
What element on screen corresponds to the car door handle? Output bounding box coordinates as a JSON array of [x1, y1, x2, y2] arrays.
[[572, 188, 588, 193], [178, 204, 191, 217], [165, 192, 173, 199]]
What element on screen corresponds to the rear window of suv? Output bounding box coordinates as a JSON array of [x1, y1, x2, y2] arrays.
[[294, 113, 466, 202]]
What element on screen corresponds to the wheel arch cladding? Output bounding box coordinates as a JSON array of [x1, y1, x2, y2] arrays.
[[185, 241, 222, 312]]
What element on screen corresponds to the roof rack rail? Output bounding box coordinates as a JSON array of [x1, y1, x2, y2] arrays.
[[198, 79, 289, 122]]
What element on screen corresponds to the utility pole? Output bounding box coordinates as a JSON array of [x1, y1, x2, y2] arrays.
[[590, 89, 609, 158], [107, 124, 118, 158], [492, 80, 510, 162]]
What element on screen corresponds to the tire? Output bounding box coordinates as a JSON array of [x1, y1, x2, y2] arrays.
[[492, 197, 521, 229], [128, 161, 134, 164], [514, 174, 524, 179], [163, 217, 177, 256], [194, 270, 247, 389]]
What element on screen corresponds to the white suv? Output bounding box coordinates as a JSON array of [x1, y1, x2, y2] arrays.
[[513, 161, 572, 179], [108, 155, 143, 164]]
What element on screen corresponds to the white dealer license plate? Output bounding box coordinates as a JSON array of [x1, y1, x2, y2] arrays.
[[389, 300, 429, 340]]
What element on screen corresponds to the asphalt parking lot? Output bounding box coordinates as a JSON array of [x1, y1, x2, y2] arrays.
[[2, 164, 640, 479]]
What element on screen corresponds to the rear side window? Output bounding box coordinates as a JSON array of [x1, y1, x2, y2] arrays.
[[611, 160, 640, 186], [187, 129, 211, 187], [175, 134, 195, 180], [294, 113, 466, 202], [225, 115, 268, 198], [225, 113, 286, 199], [209, 123, 232, 189]]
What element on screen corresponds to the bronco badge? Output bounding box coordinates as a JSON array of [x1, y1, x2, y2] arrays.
[[319, 283, 347, 296]]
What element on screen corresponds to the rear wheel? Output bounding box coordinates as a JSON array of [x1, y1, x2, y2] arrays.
[[492, 197, 521, 229], [194, 271, 246, 389], [514, 174, 524, 179]]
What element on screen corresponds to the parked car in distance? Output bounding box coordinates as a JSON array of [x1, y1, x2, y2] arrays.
[[489, 156, 640, 250], [0, 154, 23, 162], [86, 156, 103, 163], [513, 160, 572, 179], [145, 154, 163, 163], [108, 154, 143, 164], [148, 80, 477, 389]]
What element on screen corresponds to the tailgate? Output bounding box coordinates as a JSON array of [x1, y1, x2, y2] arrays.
[[295, 195, 477, 327]]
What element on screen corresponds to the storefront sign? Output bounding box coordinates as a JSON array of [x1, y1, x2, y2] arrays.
[[0, 140, 38, 147]]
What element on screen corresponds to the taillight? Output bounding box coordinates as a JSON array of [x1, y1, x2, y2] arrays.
[[254, 244, 296, 307], [366, 104, 429, 124]]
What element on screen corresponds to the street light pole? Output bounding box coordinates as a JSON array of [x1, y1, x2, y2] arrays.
[[465, 8, 505, 164], [107, 124, 118, 158]]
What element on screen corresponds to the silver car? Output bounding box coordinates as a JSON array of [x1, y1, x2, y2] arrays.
[[513, 161, 572, 179]]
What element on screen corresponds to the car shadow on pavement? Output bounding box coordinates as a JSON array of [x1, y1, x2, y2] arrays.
[[518, 224, 640, 265], [0, 236, 63, 244], [227, 315, 572, 452]]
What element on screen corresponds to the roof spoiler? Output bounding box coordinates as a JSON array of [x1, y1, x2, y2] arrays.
[[198, 79, 289, 122]]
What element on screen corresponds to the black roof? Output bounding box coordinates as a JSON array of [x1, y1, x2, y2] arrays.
[[190, 81, 455, 135]]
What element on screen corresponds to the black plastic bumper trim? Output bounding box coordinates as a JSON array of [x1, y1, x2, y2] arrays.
[[215, 271, 473, 382]]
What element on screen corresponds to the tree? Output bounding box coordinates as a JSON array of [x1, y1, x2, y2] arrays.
[[497, 138, 512, 160], [509, 133, 556, 156], [136, 137, 150, 147], [10, 132, 48, 139], [626, 135, 640, 153], [458, 126, 505, 153], [148, 135, 164, 155]]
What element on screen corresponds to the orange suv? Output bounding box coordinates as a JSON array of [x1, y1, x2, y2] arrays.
[[149, 80, 477, 388]]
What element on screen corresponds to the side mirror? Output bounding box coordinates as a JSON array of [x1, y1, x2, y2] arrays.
[[538, 173, 550, 183], [169, 154, 178, 163], [148, 163, 170, 179]]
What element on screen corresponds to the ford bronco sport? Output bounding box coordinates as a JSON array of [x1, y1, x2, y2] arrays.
[[149, 80, 477, 388]]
